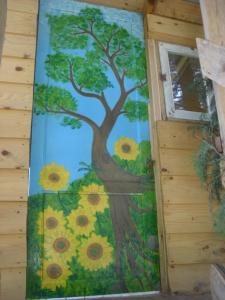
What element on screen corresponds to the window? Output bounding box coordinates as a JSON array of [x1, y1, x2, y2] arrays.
[[159, 42, 211, 120]]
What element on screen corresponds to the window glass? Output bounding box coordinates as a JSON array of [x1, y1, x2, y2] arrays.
[[168, 52, 208, 113]]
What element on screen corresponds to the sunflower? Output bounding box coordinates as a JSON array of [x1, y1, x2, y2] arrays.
[[39, 162, 70, 192], [78, 234, 113, 271], [44, 229, 78, 263], [38, 259, 71, 291], [79, 183, 109, 213], [114, 137, 139, 160], [37, 206, 65, 235], [67, 208, 96, 236]]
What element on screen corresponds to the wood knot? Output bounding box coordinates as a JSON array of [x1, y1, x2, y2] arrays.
[[161, 168, 168, 172], [1, 150, 10, 156], [15, 66, 23, 71], [23, 53, 31, 59]]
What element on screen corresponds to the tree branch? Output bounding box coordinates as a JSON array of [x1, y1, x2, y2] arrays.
[[126, 80, 147, 96], [69, 63, 111, 115], [45, 106, 99, 132]]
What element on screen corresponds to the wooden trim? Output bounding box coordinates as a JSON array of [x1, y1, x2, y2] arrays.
[[197, 38, 225, 89], [146, 14, 204, 48], [0, 0, 7, 62]]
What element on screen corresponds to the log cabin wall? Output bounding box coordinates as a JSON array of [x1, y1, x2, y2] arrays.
[[0, 0, 38, 299], [145, 0, 225, 294]]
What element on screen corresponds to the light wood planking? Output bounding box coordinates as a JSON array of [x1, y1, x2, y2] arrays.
[[157, 121, 201, 150], [168, 264, 210, 293], [167, 233, 225, 265], [6, 10, 37, 36], [153, 0, 202, 25], [160, 148, 196, 176], [0, 268, 26, 300], [0, 138, 29, 169], [0, 82, 33, 110], [0, 57, 35, 84], [0, 110, 32, 138], [0, 234, 26, 268], [0, 169, 28, 201], [197, 38, 225, 89], [164, 204, 213, 233], [0, 202, 27, 234], [3, 33, 36, 59], [147, 14, 204, 47], [8, 0, 39, 14], [161, 176, 209, 204]]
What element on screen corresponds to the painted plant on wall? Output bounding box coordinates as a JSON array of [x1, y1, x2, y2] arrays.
[[28, 1, 159, 298]]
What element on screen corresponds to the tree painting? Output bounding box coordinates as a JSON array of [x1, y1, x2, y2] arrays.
[[28, 2, 159, 298]]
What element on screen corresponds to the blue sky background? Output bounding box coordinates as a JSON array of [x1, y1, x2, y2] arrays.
[[29, 0, 151, 195]]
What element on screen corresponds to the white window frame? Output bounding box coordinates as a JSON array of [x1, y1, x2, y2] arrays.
[[159, 42, 210, 121]]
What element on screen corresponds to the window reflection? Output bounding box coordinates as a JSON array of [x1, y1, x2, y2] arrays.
[[168, 52, 207, 113]]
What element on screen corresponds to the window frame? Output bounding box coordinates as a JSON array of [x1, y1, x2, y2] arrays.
[[159, 41, 210, 121]]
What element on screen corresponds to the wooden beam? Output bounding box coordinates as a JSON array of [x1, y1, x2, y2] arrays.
[[153, 0, 202, 24], [199, 0, 225, 147], [146, 14, 204, 47], [197, 38, 225, 89], [0, 0, 7, 62]]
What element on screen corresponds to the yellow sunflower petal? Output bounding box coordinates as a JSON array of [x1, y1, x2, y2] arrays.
[[67, 208, 96, 236], [78, 183, 109, 213], [78, 234, 113, 271], [38, 259, 72, 291], [39, 162, 70, 192], [44, 229, 78, 263], [37, 206, 66, 235], [114, 137, 139, 160]]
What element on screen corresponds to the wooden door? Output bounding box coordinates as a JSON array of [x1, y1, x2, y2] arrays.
[[27, 0, 159, 298]]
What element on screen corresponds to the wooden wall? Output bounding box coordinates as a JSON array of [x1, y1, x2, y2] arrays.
[[146, 1, 225, 293], [0, 0, 38, 299]]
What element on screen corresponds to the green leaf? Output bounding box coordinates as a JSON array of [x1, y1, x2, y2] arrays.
[[62, 117, 82, 129], [124, 100, 149, 122]]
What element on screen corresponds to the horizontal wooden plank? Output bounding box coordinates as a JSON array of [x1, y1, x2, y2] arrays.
[[0, 82, 33, 110], [0, 268, 26, 300], [78, 0, 146, 12], [0, 138, 29, 169], [6, 10, 37, 36], [0, 234, 26, 268], [154, 0, 202, 25], [197, 38, 225, 89], [160, 148, 196, 176], [167, 233, 225, 265], [8, 0, 38, 14], [0, 202, 27, 234], [164, 204, 213, 233], [3, 33, 36, 59], [168, 264, 210, 293], [157, 120, 201, 150], [0, 110, 32, 138], [147, 14, 203, 47], [0, 57, 35, 84], [0, 169, 28, 201], [161, 176, 209, 204]]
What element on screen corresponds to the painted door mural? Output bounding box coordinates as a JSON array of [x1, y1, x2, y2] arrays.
[[28, 0, 160, 298]]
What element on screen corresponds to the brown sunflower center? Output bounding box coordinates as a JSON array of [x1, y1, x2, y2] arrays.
[[46, 263, 62, 279], [122, 143, 131, 153], [87, 243, 103, 260], [53, 237, 70, 253], [88, 193, 100, 205], [48, 173, 60, 183], [76, 215, 89, 227], [46, 217, 58, 230]]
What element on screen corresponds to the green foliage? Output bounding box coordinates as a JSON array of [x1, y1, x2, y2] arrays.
[[34, 84, 77, 114], [62, 117, 82, 129], [193, 83, 225, 233], [46, 7, 148, 97], [124, 100, 148, 122]]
